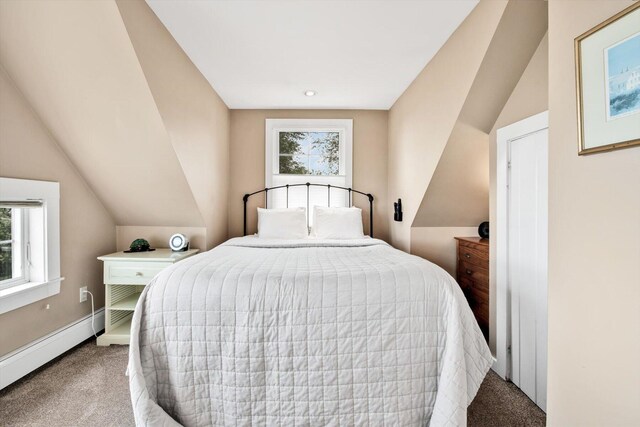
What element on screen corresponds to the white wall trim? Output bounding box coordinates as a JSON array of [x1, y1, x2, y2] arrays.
[[494, 111, 548, 380], [0, 308, 105, 389], [0, 277, 64, 315], [0, 177, 61, 313]]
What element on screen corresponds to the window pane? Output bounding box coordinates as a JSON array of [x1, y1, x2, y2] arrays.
[[279, 155, 309, 175], [309, 132, 339, 156], [279, 132, 309, 155], [0, 208, 13, 281], [309, 155, 339, 176], [278, 131, 340, 176]]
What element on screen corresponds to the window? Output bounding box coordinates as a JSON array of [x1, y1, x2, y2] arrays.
[[278, 131, 340, 176], [0, 207, 28, 289], [0, 178, 61, 314], [266, 119, 353, 223]]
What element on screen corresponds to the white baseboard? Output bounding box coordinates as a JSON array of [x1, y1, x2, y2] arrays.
[[0, 308, 105, 389]]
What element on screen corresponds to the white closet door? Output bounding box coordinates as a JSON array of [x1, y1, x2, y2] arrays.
[[508, 128, 548, 411]]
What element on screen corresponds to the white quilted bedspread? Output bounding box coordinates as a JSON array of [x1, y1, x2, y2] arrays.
[[128, 237, 492, 426]]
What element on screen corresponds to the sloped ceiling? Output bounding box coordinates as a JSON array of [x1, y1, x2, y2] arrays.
[[115, 0, 230, 248], [0, 0, 203, 227], [413, 0, 548, 228], [457, 0, 548, 134]]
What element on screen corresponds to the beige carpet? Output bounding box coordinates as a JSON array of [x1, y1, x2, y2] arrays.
[[0, 339, 545, 426]]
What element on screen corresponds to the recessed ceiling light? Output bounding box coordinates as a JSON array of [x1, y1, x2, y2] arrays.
[[304, 90, 316, 97]]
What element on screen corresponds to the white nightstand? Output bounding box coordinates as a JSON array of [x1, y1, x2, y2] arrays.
[[96, 248, 199, 346]]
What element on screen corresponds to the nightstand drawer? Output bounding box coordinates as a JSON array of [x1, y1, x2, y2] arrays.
[[104, 261, 171, 285]]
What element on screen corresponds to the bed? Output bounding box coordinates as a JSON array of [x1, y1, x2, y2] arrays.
[[128, 184, 492, 426]]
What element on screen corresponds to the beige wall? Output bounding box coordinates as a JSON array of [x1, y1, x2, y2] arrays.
[[414, 121, 489, 227], [394, 0, 545, 302], [0, 0, 203, 228], [413, 0, 546, 229], [0, 0, 232, 356], [0, 67, 116, 355], [488, 32, 548, 353], [547, 1, 640, 424], [412, 0, 546, 231], [410, 122, 489, 279], [457, 1, 548, 134], [229, 110, 389, 241], [116, 0, 230, 249], [411, 227, 478, 277], [387, 0, 508, 251]]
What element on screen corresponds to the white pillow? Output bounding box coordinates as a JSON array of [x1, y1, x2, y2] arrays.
[[257, 207, 308, 239], [313, 206, 365, 239]]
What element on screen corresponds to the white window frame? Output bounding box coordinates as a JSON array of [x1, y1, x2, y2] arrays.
[[0, 208, 30, 290], [265, 119, 353, 189], [0, 178, 62, 314]]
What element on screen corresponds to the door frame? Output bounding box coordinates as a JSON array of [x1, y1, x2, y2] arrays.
[[494, 111, 548, 380]]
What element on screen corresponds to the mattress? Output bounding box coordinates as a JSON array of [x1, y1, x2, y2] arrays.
[[128, 237, 492, 426]]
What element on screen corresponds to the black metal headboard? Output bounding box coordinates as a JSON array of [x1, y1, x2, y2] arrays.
[[243, 183, 374, 237]]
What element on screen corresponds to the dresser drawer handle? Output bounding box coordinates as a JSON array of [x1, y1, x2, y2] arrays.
[[464, 253, 471, 259], [466, 269, 473, 275], [135, 272, 143, 277]]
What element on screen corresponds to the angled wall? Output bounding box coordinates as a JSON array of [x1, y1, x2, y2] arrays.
[[413, 121, 490, 228], [387, 0, 508, 251], [410, 0, 547, 286], [0, 0, 203, 228], [0, 67, 116, 355], [456, 1, 548, 135], [0, 0, 233, 354], [410, 119, 489, 277], [414, 0, 548, 231], [116, 0, 230, 248]]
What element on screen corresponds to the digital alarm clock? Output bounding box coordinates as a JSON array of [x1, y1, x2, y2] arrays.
[[169, 233, 189, 251]]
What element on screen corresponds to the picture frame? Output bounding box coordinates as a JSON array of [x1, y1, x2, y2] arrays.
[[575, 2, 640, 155]]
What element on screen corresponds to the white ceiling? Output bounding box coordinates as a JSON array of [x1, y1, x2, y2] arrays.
[[145, 0, 478, 110]]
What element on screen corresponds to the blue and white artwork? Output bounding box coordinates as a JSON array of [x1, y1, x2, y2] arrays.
[[605, 32, 640, 120]]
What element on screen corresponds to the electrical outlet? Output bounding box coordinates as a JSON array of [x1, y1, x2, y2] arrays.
[[80, 286, 87, 303]]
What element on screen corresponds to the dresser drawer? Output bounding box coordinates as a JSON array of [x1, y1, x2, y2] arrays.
[[457, 244, 488, 267], [457, 260, 489, 285], [455, 237, 489, 340], [458, 239, 489, 254], [474, 301, 489, 325], [457, 265, 489, 291], [459, 276, 489, 302], [104, 261, 171, 285]]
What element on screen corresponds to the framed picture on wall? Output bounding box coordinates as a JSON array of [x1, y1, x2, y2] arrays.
[[575, 2, 640, 155]]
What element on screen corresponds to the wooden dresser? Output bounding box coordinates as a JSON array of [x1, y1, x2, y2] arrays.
[[454, 237, 489, 339]]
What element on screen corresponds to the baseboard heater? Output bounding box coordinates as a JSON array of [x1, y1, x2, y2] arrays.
[[0, 308, 105, 389]]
